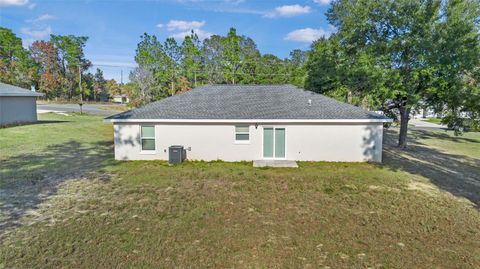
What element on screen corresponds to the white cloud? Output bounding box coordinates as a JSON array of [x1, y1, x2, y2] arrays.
[[284, 27, 331, 43], [0, 0, 28, 6], [167, 20, 206, 31], [313, 0, 332, 5], [22, 38, 35, 48], [223, 0, 245, 4], [171, 28, 213, 40], [0, 0, 34, 8], [20, 26, 52, 39], [26, 14, 55, 23], [159, 19, 213, 40], [264, 5, 311, 18]]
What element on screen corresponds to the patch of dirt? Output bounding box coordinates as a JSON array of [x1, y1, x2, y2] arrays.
[[368, 185, 401, 193], [407, 181, 440, 196]]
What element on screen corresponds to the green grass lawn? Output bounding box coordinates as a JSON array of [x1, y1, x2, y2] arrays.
[[0, 113, 113, 188], [1, 113, 479, 268], [410, 128, 480, 159], [422, 117, 443, 125]]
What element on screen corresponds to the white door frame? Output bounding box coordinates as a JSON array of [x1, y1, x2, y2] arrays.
[[262, 126, 287, 160]]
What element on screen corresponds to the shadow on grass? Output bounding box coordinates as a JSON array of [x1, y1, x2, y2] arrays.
[[411, 128, 480, 143], [0, 120, 70, 129], [33, 120, 71, 125], [0, 139, 114, 233], [382, 129, 480, 208]]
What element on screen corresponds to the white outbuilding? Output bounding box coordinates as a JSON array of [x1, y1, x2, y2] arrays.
[[0, 82, 44, 126], [105, 84, 392, 162]]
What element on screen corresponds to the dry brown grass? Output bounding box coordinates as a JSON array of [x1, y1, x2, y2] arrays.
[[1, 114, 479, 268], [1, 161, 479, 268]]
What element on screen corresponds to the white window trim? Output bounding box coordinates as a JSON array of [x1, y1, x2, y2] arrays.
[[234, 125, 250, 144], [140, 150, 157, 155], [140, 125, 156, 154]]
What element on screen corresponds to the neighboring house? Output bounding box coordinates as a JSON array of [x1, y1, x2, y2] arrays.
[[0, 82, 44, 126], [105, 85, 392, 162], [112, 94, 129, 104], [415, 108, 440, 119]]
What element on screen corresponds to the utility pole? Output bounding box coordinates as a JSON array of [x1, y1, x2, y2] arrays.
[[121, 70, 123, 85], [194, 70, 197, 87], [171, 70, 176, 96], [78, 64, 83, 114]]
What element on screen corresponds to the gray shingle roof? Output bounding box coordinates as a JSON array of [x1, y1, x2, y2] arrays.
[[106, 84, 389, 121], [0, 82, 44, 97]]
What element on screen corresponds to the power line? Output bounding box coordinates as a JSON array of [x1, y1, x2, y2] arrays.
[[89, 60, 303, 69], [88, 65, 304, 77], [169, 70, 305, 77], [90, 63, 136, 69], [78, 63, 306, 85]]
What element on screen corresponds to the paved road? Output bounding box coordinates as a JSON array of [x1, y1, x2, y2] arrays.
[[410, 118, 446, 129], [37, 103, 126, 116]]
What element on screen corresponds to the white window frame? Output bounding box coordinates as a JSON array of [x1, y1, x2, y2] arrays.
[[261, 126, 287, 160], [234, 125, 250, 144], [140, 125, 156, 154]]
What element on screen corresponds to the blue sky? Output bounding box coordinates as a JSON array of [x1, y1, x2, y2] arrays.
[[0, 0, 333, 81]]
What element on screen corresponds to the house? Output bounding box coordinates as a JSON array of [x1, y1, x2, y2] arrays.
[[105, 84, 392, 162], [112, 94, 129, 104], [0, 82, 44, 126]]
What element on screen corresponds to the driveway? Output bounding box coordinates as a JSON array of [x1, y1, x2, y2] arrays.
[[37, 103, 126, 116]]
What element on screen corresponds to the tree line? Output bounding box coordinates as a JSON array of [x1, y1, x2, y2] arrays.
[[0, 27, 123, 101], [128, 28, 306, 106], [1, 26, 306, 106], [1, 0, 479, 148], [305, 0, 480, 147], [128, 0, 479, 147]]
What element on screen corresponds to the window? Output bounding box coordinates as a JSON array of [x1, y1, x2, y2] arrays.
[[235, 125, 250, 142], [141, 126, 155, 151]]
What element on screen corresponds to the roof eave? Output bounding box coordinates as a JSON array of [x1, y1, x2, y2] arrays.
[[0, 93, 44, 97], [104, 118, 393, 123]]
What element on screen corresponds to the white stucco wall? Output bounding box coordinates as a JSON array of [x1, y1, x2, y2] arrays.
[[0, 96, 38, 126], [113, 122, 384, 162]]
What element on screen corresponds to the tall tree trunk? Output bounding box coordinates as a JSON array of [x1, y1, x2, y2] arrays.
[[347, 90, 352, 104], [398, 106, 411, 149]]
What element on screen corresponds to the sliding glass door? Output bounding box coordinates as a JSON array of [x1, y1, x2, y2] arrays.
[[263, 127, 286, 159]]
